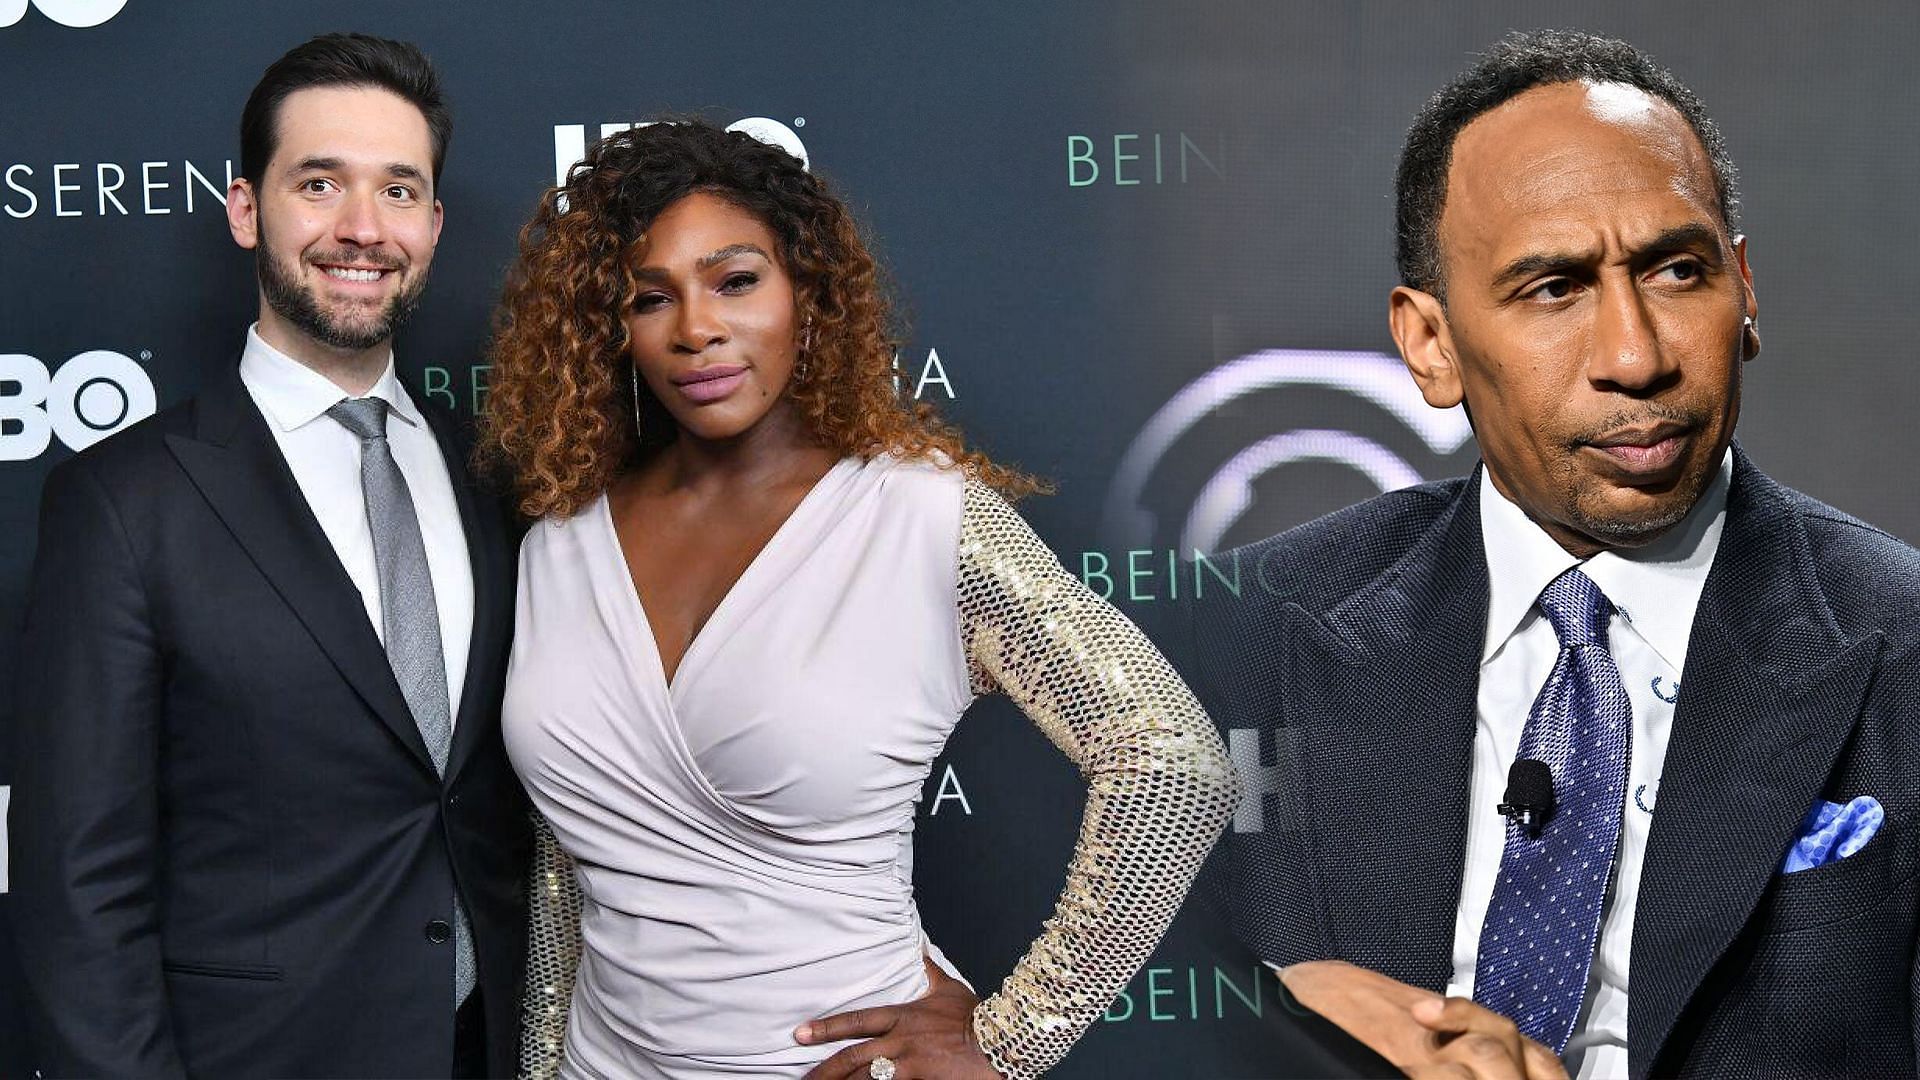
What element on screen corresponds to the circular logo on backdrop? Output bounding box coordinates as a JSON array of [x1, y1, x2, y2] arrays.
[[0, 0, 130, 28], [1102, 349, 1477, 555]]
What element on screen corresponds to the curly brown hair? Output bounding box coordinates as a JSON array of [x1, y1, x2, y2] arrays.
[[478, 119, 1042, 520]]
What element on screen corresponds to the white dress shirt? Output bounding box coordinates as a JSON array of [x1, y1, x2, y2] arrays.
[[239, 325, 473, 726], [1444, 450, 1731, 1079]]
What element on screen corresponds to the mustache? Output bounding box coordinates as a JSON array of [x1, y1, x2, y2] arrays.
[[1570, 402, 1710, 445], [307, 249, 406, 270]]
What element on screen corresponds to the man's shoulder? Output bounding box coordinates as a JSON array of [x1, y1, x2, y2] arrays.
[[1216, 476, 1469, 611], [1778, 482, 1920, 642], [44, 394, 196, 494], [1789, 486, 1915, 558]]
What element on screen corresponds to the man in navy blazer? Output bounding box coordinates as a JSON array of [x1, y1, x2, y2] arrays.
[[1195, 30, 1920, 1079], [9, 35, 529, 1077]]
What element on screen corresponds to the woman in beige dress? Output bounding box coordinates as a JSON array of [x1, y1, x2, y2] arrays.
[[480, 119, 1238, 1079]]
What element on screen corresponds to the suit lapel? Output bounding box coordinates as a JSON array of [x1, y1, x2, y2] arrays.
[[1292, 475, 1487, 991], [165, 369, 437, 776], [1627, 450, 1879, 1079]]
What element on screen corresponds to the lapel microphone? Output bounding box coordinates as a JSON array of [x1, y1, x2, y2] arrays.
[[1497, 758, 1555, 837]]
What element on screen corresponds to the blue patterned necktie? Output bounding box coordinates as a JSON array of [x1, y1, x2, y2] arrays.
[[1473, 567, 1632, 1052]]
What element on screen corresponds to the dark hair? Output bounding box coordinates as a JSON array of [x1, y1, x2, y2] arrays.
[[240, 33, 451, 187], [479, 119, 1040, 519], [1395, 29, 1739, 299]]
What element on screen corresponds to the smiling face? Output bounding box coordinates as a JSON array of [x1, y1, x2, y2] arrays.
[[227, 85, 442, 362], [624, 191, 803, 443], [1390, 81, 1757, 556]]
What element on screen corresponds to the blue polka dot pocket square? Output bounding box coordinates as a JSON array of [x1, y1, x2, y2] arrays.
[[1781, 795, 1885, 874]]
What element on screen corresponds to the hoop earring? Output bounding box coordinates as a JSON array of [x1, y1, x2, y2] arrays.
[[630, 366, 644, 437], [795, 319, 815, 382]]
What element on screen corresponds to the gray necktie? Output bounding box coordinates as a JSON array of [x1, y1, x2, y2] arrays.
[[327, 397, 475, 1009]]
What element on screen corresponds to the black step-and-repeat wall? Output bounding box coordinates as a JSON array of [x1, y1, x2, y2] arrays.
[[4, 2, 1916, 1075]]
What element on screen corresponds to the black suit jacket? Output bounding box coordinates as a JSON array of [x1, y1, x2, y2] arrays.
[[1193, 447, 1920, 1078], [10, 367, 531, 1078]]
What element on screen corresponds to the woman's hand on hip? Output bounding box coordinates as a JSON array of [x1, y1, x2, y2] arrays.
[[795, 954, 1003, 1079]]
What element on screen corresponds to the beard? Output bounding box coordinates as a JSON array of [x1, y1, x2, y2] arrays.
[[1565, 483, 1701, 547], [256, 223, 429, 352], [1560, 398, 1731, 548]]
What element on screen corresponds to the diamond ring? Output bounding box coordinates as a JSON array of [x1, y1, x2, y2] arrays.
[[868, 1055, 898, 1080]]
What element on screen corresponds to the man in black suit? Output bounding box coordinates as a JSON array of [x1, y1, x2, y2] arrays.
[[10, 34, 529, 1077], [1196, 30, 1919, 1079]]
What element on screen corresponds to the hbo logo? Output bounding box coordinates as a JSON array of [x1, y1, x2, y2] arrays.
[[0, 351, 156, 460], [553, 117, 810, 188]]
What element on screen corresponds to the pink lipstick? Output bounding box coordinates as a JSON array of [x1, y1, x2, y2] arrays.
[[671, 364, 749, 404]]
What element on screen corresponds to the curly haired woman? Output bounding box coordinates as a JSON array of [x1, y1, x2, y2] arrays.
[[482, 120, 1239, 1080]]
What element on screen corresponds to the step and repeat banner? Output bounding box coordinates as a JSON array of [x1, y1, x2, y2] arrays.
[[4, 2, 1916, 1075]]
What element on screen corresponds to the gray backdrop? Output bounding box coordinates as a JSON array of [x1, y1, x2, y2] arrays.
[[3, 2, 1915, 1075]]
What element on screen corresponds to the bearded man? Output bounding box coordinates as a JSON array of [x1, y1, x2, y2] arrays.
[[10, 33, 528, 1078], [1198, 29, 1920, 1080]]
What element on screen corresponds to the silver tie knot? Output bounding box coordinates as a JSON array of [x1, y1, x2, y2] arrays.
[[327, 396, 391, 442]]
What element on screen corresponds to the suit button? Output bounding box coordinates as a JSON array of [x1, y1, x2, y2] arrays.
[[425, 919, 452, 943]]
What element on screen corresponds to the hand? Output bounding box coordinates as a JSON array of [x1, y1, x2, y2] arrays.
[[1279, 960, 1568, 1080], [796, 954, 1002, 1079]]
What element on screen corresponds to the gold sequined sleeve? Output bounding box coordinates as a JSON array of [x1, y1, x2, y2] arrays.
[[518, 812, 583, 1080], [957, 477, 1241, 1077]]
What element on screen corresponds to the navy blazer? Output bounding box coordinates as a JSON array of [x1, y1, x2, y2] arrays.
[[1192, 447, 1920, 1079], [10, 367, 531, 1078]]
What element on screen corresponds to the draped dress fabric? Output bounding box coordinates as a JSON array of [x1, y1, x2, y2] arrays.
[[504, 454, 1239, 1078]]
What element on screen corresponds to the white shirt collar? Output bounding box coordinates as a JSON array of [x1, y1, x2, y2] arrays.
[[1479, 447, 1732, 671], [239, 323, 421, 433]]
